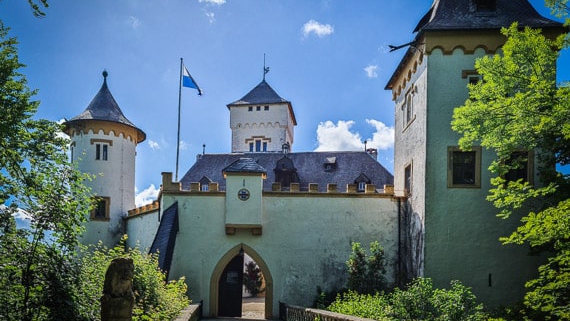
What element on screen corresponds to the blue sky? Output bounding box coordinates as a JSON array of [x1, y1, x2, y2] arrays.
[[1, 0, 568, 206]]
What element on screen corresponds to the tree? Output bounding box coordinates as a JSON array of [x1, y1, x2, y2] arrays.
[[0, 21, 93, 320], [243, 261, 265, 297], [346, 241, 387, 294], [451, 23, 569, 319]]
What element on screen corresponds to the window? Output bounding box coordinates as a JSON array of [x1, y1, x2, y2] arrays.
[[201, 184, 209, 192], [404, 163, 412, 195], [354, 173, 371, 192], [504, 151, 533, 183], [256, 106, 261, 111], [468, 75, 481, 85], [264, 106, 269, 111], [248, 106, 253, 111], [95, 143, 109, 161], [91, 197, 110, 220], [448, 146, 482, 188], [255, 140, 261, 152], [249, 143, 254, 152], [402, 88, 414, 128], [263, 142, 267, 152]]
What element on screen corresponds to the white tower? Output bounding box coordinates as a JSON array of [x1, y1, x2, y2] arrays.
[[227, 79, 296, 153], [64, 71, 146, 247]]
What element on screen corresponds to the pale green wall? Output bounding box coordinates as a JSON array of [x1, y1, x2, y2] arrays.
[[423, 48, 542, 305], [155, 189, 399, 318], [125, 209, 160, 251]]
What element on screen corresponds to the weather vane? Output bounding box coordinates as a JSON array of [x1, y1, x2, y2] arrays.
[[263, 53, 270, 80]]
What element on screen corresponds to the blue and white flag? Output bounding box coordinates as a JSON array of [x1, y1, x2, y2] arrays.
[[182, 65, 203, 95]]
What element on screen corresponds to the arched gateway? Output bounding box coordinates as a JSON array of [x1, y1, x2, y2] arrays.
[[210, 244, 273, 319]]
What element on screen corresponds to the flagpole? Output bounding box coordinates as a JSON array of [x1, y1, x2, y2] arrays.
[[176, 58, 183, 182]]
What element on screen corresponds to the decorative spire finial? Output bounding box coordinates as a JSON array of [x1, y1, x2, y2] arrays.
[[102, 70, 108, 84]]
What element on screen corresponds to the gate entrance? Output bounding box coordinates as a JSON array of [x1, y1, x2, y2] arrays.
[[210, 244, 274, 319], [218, 254, 244, 317]]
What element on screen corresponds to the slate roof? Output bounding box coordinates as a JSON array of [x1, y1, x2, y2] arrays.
[[227, 79, 290, 106], [385, 0, 565, 91], [223, 158, 268, 174], [65, 71, 146, 142], [414, 0, 562, 32], [149, 202, 179, 276], [180, 151, 394, 193]]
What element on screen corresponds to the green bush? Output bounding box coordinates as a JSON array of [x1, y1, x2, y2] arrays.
[[346, 241, 387, 294], [328, 278, 487, 321], [77, 236, 190, 321]]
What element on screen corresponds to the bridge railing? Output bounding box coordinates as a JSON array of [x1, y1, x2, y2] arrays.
[[279, 302, 376, 321]]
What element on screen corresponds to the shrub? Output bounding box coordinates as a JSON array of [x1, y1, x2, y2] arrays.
[[346, 241, 387, 294], [328, 278, 487, 321]]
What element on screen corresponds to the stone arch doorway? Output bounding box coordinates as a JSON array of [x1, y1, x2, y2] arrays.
[[210, 243, 273, 319]]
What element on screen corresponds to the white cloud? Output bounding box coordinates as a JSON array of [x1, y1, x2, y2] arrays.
[[314, 120, 362, 151], [179, 140, 189, 150], [148, 140, 160, 150], [364, 65, 378, 78], [314, 119, 394, 152], [365, 119, 394, 150], [129, 16, 141, 29], [302, 20, 334, 38], [199, 0, 226, 5], [135, 184, 160, 207], [204, 11, 216, 24]]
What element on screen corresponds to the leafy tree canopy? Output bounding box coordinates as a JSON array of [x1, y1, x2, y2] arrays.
[[0, 21, 93, 320], [452, 22, 569, 319]]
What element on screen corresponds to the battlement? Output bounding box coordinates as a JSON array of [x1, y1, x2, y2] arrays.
[[127, 200, 160, 217]]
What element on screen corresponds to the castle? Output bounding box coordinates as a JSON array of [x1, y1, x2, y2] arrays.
[[63, 0, 564, 318]]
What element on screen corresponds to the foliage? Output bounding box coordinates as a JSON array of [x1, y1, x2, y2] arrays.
[[328, 278, 487, 321], [451, 23, 570, 319], [243, 260, 265, 297], [346, 241, 387, 294], [328, 291, 391, 321], [77, 236, 190, 321], [0, 21, 93, 321]]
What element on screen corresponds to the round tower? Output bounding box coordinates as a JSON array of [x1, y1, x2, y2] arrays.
[[64, 71, 146, 247]]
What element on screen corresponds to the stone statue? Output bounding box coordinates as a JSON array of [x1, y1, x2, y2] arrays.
[[101, 257, 135, 321]]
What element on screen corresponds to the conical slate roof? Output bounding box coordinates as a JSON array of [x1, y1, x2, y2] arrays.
[[227, 79, 290, 106], [65, 71, 146, 143], [414, 0, 562, 32]]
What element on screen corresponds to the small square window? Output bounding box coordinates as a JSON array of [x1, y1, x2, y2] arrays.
[[248, 106, 253, 111], [91, 197, 110, 220], [256, 106, 261, 111], [201, 184, 209, 192], [448, 146, 482, 188], [504, 151, 533, 184], [264, 106, 269, 111]]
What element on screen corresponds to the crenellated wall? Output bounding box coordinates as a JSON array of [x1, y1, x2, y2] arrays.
[[125, 173, 405, 318]]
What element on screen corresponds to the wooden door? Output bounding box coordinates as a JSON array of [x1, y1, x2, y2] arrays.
[[218, 254, 244, 317]]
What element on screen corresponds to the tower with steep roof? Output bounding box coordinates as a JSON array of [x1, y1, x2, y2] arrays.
[[227, 79, 296, 153], [385, 0, 564, 306], [64, 71, 146, 247]]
